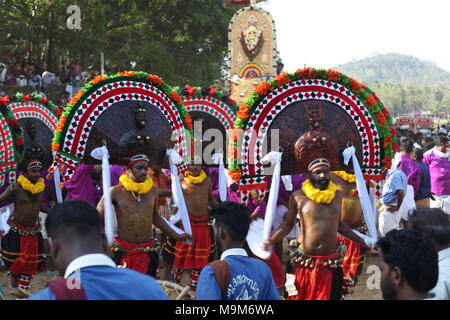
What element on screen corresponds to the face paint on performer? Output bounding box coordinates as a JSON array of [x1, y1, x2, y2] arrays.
[[127, 154, 150, 183], [187, 155, 202, 177], [187, 164, 202, 177], [307, 158, 331, 191], [25, 160, 43, 184]]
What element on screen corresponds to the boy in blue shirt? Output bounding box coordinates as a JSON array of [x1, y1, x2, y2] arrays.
[[196, 201, 279, 300]]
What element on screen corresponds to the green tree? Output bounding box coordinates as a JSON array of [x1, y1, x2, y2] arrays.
[[0, 0, 234, 86]]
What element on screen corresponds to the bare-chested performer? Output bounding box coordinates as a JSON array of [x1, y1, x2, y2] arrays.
[[171, 158, 219, 290], [97, 153, 191, 277], [264, 158, 368, 300], [0, 159, 47, 293], [331, 170, 367, 286]]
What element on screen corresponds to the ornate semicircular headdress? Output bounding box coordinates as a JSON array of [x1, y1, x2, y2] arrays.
[[0, 95, 24, 186], [178, 84, 237, 166], [228, 68, 398, 201], [50, 71, 193, 182], [6, 92, 61, 172]]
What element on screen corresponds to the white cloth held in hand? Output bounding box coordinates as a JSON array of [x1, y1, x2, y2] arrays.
[[90, 146, 114, 246], [166, 149, 192, 235], [259, 151, 282, 257], [52, 151, 64, 204], [281, 175, 293, 192], [342, 146, 378, 241]]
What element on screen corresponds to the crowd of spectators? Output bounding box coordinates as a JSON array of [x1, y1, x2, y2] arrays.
[[0, 52, 100, 104]]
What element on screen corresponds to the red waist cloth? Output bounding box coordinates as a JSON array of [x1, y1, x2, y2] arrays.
[[289, 251, 341, 300], [256, 251, 285, 288], [337, 235, 365, 283], [5, 221, 42, 275], [113, 237, 155, 274], [173, 216, 213, 270]]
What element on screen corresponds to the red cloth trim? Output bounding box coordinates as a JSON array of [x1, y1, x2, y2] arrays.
[[256, 252, 285, 287], [9, 233, 40, 275], [113, 237, 155, 274], [173, 216, 212, 270], [288, 252, 339, 300], [337, 235, 363, 281], [8, 222, 41, 275]]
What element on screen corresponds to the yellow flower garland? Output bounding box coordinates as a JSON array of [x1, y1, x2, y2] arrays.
[[184, 170, 207, 184], [302, 179, 337, 204], [333, 171, 356, 183], [119, 174, 153, 194], [17, 175, 45, 194]]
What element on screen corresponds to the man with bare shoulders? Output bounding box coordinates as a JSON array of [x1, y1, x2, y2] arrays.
[[171, 158, 219, 290], [0, 159, 46, 293], [331, 170, 367, 286], [97, 153, 191, 277], [264, 158, 368, 300]]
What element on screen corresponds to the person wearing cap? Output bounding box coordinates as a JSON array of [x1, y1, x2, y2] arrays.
[[423, 135, 450, 214], [0, 159, 47, 295], [96, 153, 191, 277], [170, 156, 219, 291], [263, 158, 367, 300]]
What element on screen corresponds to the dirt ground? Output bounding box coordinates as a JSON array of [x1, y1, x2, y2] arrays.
[[0, 253, 382, 300]]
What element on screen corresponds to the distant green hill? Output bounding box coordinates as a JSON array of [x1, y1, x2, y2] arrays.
[[333, 53, 450, 88]]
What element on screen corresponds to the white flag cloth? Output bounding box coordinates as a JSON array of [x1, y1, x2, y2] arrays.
[[342, 146, 377, 245], [281, 175, 293, 191], [162, 217, 186, 235], [212, 153, 226, 202], [246, 218, 271, 259], [258, 151, 282, 257], [90, 146, 114, 246], [52, 151, 63, 203], [0, 203, 13, 236], [166, 149, 192, 236]]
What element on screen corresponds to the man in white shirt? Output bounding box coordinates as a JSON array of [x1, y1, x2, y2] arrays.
[[406, 208, 450, 300]]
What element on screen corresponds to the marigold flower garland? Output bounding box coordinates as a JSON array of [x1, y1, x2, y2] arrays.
[[184, 170, 207, 184], [17, 175, 45, 194], [333, 171, 356, 184], [302, 179, 337, 204], [119, 174, 153, 194]]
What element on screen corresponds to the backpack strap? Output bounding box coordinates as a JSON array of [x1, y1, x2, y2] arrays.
[[209, 260, 230, 297], [46, 279, 87, 300]]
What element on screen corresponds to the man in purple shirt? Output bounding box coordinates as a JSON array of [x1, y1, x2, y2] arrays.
[[399, 139, 421, 195], [423, 136, 450, 214]]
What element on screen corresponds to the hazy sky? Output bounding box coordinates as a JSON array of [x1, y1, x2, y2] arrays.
[[257, 0, 450, 72]]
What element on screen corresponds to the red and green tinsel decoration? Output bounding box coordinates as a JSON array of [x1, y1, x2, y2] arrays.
[[175, 84, 238, 113], [52, 71, 193, 152], [0, 95, 24, 162]]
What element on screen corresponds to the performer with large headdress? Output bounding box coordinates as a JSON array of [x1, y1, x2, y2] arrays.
[[50, 71, 193, 277], [168, 153, 219, 291], [230, 68, 398, 300], [178, 84, 237, 195], [0, 92, 59, 294]]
